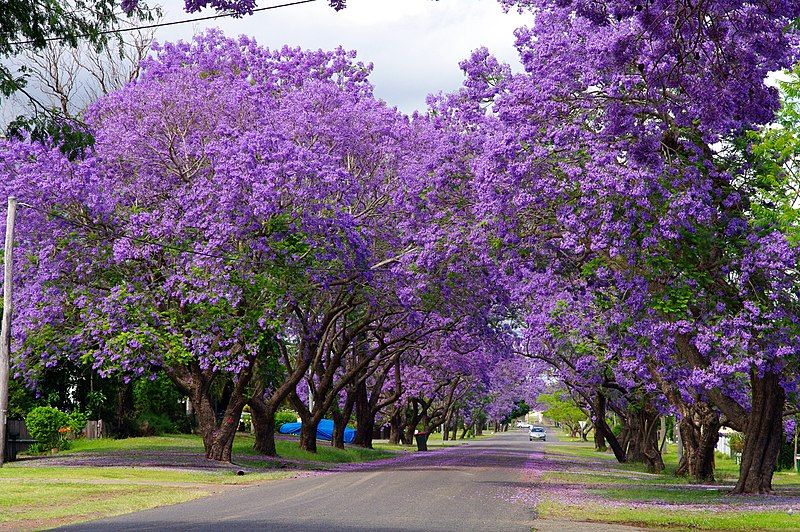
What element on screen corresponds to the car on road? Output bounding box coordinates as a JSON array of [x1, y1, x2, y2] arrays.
[[529, 426, 546, 442], [515, 421, 531, 429]]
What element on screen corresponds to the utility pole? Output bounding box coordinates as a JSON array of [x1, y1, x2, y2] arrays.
[[794, 422, 798, 474], [0, 197, 17, 466]]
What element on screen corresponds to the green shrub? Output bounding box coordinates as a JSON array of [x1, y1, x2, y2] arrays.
[[85, 391, 106, 420], [173, 414, 195, 434], [67, 411, 88, 436], [133, 374, 183, 419], [26, 442, 46, 454], [728, 432, 744, 455], [275, 410, 298, 429], [136, 412, 176, 436], [26, 406, 70, 449], [777, 438, 795, 471], [8, 378, 37, 418]]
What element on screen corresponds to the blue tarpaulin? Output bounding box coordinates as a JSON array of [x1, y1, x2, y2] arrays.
[[279, 418, 356, 443]]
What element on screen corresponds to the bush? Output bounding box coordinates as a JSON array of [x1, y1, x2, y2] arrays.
[[173, 414, 195, 434], [26, 406, 70, 449], [85, 391, 106, 420], [67, 411, 88, 436], [728, 432, 745, 455], [275, 410, 298, 430], [9, 378, 37, 419], [133, 374, 183, 419], [136, 412, 176, 436], [777, 438, 795, 471], [26, 442, 46, 454]]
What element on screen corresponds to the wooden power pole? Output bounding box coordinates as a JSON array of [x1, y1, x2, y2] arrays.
[[0, 196, 17, 466]]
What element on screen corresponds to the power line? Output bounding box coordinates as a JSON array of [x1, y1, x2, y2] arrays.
[[7, 0, 320, 46]]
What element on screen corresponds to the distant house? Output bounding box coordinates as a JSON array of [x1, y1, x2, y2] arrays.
[[527, 411, 544, 424], [716, 427, 740, 458]]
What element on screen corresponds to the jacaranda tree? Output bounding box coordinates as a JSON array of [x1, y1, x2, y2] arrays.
[[459, 0, 800, 493]]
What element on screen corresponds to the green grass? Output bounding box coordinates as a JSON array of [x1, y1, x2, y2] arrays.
[[0, 463, 288, 484], [65, 433, 397, 464], [8, 431, 410, 528], [545, 438, 800, 487], [539, 501, 800, 531], [0, 464, 291, 529], [536, 437, 800, 530]]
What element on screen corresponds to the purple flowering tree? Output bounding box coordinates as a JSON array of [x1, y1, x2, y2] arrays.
[[456, 0, 800, 493], [0, 31, 428, 461]]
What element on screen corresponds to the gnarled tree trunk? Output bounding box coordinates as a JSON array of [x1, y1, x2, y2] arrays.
[[352, 379, 373, 448], [624, 406, 664, 473], [675, 403, 719, 482], [732, 372, 785, 494], [388, 406, 405, 444], [249, 396, 277, 456], [332, 388, 357, 449], [592, 392, 625, 462], [168, 361, 252, 463]]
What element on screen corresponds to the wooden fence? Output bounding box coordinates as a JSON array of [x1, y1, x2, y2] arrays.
[[4, 419, 35, 461], [84, 420, 104, 439]]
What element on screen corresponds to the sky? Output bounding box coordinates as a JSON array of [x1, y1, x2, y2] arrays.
[[152, 0, 529, 113]]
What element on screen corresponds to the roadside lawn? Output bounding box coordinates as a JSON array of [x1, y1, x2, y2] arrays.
[[64, 433, 398, 466], [0, 465, 291, 530], [6, 432, 401, 529], [535, 437, 800, 530]]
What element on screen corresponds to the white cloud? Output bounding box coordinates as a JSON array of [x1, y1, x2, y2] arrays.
[[154, 0, 528, 112]]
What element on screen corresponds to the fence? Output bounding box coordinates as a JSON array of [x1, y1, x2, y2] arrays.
[[4, 419, 35, 462], [84, 420, 104, 440]]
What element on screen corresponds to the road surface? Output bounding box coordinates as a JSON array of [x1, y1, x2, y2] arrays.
[[61, 428, 639, 531]]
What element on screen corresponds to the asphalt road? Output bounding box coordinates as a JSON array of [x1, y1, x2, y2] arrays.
[[62, 429, 556, 532]]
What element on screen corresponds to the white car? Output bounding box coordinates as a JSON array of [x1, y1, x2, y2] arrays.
[[516, 421, 531, 429], [529, 426, 547, 441]]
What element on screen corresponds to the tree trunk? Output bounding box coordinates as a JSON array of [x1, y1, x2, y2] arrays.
[[192, 391, 243, 462], [356, 414, 375, 449], [332, 388, 357, 450], [675, 404, 719, 482], [168, 362, 252, 463], [331, 409, 347, 450], [592, 393, 626, 461], [389, 407, 404, 444], [298, 416, 319, 453], [732, 372, 785, 494], [249, 397, 277, 456], [594, 425, 607, 452], [404, 419, 417, 444], [352, 379, 374, 449], [624, 406, 664, 473]]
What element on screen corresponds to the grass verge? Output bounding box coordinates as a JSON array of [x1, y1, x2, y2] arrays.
[[536, 438, 800, 530], [0, 464, 291, 530], [64, 433, 397, 464], [539, 500, 800, 531]]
